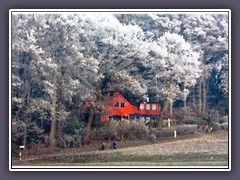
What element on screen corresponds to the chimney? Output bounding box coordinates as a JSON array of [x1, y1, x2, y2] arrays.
[[146, 97, 149, 102]]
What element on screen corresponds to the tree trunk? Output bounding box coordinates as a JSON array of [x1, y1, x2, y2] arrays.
[[57, 119, 61, 138], [155, 77, 159, 100], [198, 82, 202, 116], [49, 73, 57, 147], [41, 115, 44, 129], [169, 86, 173, 119], [157, 98, 170, 128], [183, 82, 187, 112], [84, 102, 94, 140], [84, 85, 102, 140], [202, 79, 206, 114], [206, 82, 210, 112], [169, 99, 173, 119], [25, 80, 31, 105], [23, 123, 27, 146], [192, 86, 196, 110]]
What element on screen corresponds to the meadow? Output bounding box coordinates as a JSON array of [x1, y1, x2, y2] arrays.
[[12, 130, 228, 167]]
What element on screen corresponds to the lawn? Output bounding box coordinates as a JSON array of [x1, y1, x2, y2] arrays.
[[12, 131, 228, 167]]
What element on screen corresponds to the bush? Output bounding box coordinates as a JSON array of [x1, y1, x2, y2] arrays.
[[12, 120, 46, 148], [219, 116, 228, 124], [91, 120, 120, 141], [221, 122, 229, 131], [182, 117, 208, 127], [211, 123, 222, 131], [117, 119, 131, 140], [57, 134, 82, 148], [204, 109, 220, 125], [57, 119, 85, 148], [128, 120, 149, 140], [153, 125, 198, 138], [11, 144, 19, 158], [153, 127, 175, 137], [148, 134, 157, 141], [91, 119, 149, 141]]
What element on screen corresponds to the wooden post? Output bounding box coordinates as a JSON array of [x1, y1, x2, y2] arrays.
[[174, 130, 177, 139], [19, 152, 22, 161], [168, 118, 171, 128], [19, 145, 25, 161]]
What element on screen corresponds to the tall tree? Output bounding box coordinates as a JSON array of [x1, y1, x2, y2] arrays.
[[148, 32, 201, 123]]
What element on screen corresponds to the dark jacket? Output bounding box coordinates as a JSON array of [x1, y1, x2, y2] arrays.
[[113, 141, 117, 149]]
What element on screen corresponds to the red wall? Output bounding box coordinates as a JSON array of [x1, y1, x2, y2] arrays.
[[101, 92, 161, 122], [138, 102, 161, 116], [83, 91, 161, 122], [102, 92, 138, 117]]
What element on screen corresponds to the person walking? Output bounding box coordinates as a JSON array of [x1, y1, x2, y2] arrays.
[[112, 141, 117, 150], [101, 142, 105, 150]]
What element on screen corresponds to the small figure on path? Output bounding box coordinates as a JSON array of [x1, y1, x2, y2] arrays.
[[101, 142, 105, 150], [112, 141, 117, 150]]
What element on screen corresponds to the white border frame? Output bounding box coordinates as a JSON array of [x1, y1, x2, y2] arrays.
[[9, 9, 231, 171]]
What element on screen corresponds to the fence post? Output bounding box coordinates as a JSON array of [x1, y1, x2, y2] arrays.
[[19, 145, 25, 161], [168, 118, 171, 127], [174, 130, 177, 139]]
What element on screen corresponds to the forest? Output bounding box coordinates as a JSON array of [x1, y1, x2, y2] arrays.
[[11, 12, 229, 152]]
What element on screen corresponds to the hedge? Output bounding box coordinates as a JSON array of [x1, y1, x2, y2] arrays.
[[153, 124, 198, 138]]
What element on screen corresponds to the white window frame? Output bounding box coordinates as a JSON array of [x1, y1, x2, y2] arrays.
[[146, 104, 150, 110], [152, 104, 157, 110]]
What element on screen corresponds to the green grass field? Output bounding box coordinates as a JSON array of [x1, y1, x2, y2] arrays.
[[12, 131, 228, 167]]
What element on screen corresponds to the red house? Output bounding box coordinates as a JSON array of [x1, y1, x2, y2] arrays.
[[83, 90, 161, 125]]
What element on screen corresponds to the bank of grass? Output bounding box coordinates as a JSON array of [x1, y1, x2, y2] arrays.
[[13, 151, 228, 166], [55, 132, 201, 155], [12, 131, 228, 167], [88, 151, 228, 165]]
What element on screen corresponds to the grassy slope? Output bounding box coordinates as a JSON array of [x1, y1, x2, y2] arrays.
[[12, 131, 228, 167]]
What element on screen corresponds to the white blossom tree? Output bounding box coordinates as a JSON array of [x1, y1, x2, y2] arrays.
[[12, 14, 100, 146], [117, 13, 229, 114], [12, 13, 152, 144], [148, 32, 201, 123]]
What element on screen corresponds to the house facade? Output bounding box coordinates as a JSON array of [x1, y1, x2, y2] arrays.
[[100, 91, 161, 124], [82, 89, 161, 125]]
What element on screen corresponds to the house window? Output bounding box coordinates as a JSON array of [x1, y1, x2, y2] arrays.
[[146, 104, 150, 110], [152, 104, 156, 110], [140, 103, 144, 110], [121, 102, 125, 107], [115, 102, 119, 107]]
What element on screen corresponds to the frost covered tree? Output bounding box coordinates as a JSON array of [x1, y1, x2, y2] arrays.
[[12, 13, 152, 144], [117, 13, 229, 114], [76, 14, 151, 138], [179, 14, 229, 113], [148, 32, 201, 123], [12, 14, 99, 146], [12, 14, 49, 146]]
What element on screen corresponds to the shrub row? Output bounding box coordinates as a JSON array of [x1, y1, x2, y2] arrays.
[[152, 124, 198, 138], [211, 122, 229, 131], [88, 119, 228, 145], [182, 118, 208, 127], [221, 122, 228, 130], [90, 119, 149, 141]]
